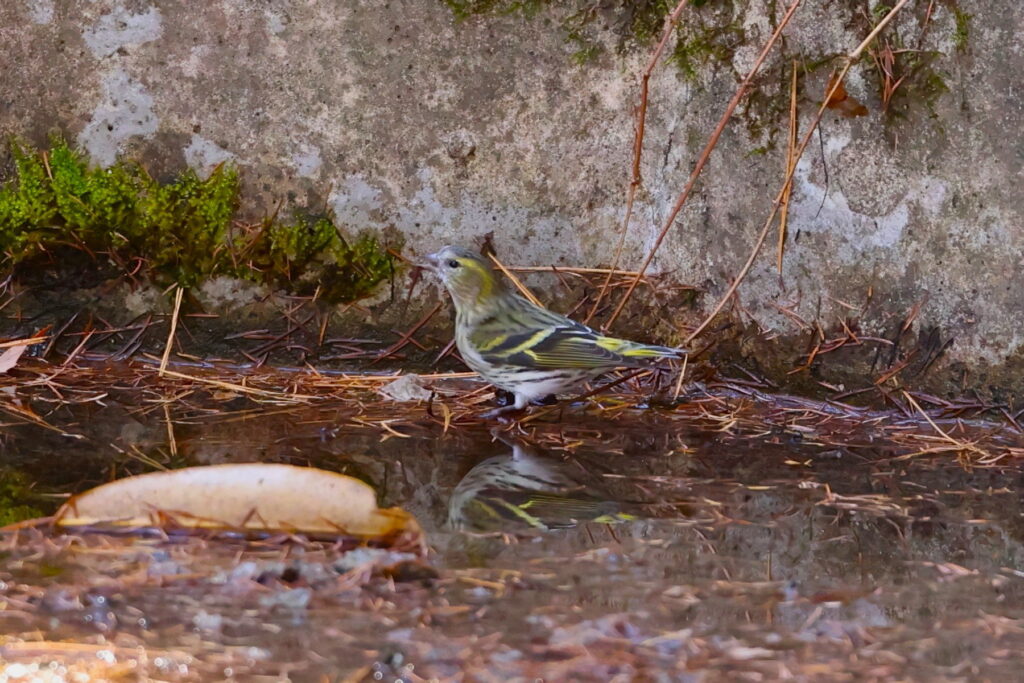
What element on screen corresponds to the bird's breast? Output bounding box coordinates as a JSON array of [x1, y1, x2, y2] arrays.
[[454, 326, 490, 374]]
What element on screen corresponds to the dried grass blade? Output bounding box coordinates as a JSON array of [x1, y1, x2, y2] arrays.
[[159, 286, 184, 377], [777, 59, 799, 272], [489, 253, 542, 306]]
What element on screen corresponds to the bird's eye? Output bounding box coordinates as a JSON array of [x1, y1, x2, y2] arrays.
[[446, 259, 460, 269]]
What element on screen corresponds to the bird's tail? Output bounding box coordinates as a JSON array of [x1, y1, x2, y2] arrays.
[[601, 337, 686, 366]]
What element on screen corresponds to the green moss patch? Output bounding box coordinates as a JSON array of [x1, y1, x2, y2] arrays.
[[239, 213, 397, 303], [0, 138, 398, 302], [443, 0, 733, 76], [952, 7, 971, 52], [0, 468, 44, 527], [442, 0, 544, 20]]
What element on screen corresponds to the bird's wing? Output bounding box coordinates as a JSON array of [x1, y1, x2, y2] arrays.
[[472, 314, 679, 369]]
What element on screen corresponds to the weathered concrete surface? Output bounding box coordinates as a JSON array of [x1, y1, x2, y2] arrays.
[[1, 1, 1022, 398]]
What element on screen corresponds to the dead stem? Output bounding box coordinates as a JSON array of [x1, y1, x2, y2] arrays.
[[585, 0, 692, 327], [777, 60, 799, 273], [5, 352, 1023, 473], [155, 368, 318, 401], [683, 0, 912, 345], [510, 266, 645, 277], [0, 336, 48, 349], [159, 286, 184, 377], [489, 253, 542, 306], [902, 390, 987, 459], [672, 353, 689, 401], [372, 302, 442, 364], [607, 0, 804, 330]]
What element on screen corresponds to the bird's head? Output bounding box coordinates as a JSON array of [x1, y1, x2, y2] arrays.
[[425, 245, 505, 314]]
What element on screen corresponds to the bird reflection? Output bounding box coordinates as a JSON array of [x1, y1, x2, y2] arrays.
[[447, 434, 631, 532]]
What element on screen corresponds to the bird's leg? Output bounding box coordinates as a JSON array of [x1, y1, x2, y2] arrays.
[[479, 404, 523, 419], [493, 388, 516, 407], [479, 392, 531, 420], [494, 389, 555, 408]]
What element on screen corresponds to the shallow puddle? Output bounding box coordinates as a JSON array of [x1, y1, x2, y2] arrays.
[[2, 360, 1024, 679]]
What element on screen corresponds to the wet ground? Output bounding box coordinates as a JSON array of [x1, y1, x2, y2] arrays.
[[3, 359, 1024, 680]]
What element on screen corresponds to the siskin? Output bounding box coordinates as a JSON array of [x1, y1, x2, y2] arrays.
[[447, 434, 629, 532], [426, 245, 685, 415]]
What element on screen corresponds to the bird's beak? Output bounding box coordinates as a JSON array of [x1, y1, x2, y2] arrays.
[[422, 251, 441, 271]]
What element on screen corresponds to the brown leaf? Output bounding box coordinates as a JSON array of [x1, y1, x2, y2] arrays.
[[824, 76, 868, 117], [54, 463, 421, 542]]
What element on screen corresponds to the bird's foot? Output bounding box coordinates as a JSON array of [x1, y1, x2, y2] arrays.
[[479, 404, 527, 421], [492, 390, 557, 407], [483, 392, 559, 420]]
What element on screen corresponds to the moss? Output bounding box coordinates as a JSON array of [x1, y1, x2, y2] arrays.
[[441, 0, 735, 79], [667, 5, 744, 83], [0, 138, 399, 303], [441, 0, 960, 143], [871, 3, 894, 23], [952, 7, 971, 52], [49, 142, 139, 246], [0, 468, 44, 526], [626, 1, 683, 44], [566, 27, 602, 66], [919, 68, 950, 103], [441, 0, 789, 145], [241, 213, 397, 302], [441, 0, 544, 21], [0, 142, 58, 262], [131, 165, 239, 286], [443, 0, 963, 128]]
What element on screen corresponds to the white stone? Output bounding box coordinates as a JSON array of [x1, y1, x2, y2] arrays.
[[83, 5, 163, 58], [184, 135, 237, 178], [77, 67, 159, 167]]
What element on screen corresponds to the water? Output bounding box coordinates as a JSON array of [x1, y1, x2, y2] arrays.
[[2, 363, 1024, 679]]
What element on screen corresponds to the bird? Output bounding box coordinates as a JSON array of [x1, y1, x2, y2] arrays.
[[447, 433, 629, 532], [425, 245, 686, 416]]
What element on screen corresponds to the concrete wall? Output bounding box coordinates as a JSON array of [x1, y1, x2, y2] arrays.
[[2, 0, 1021, 397]]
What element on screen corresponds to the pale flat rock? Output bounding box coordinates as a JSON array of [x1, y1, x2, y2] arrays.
[[378, 374, 435, 402]]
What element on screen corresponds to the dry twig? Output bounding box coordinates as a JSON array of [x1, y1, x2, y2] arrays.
[[586, 0, 692, 326], [159, 286, 184, 377], [778, 60, 799, 272], [489, 253, 542, 306], [607, 0, 804, 329], [683, 0, 911, 344]]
